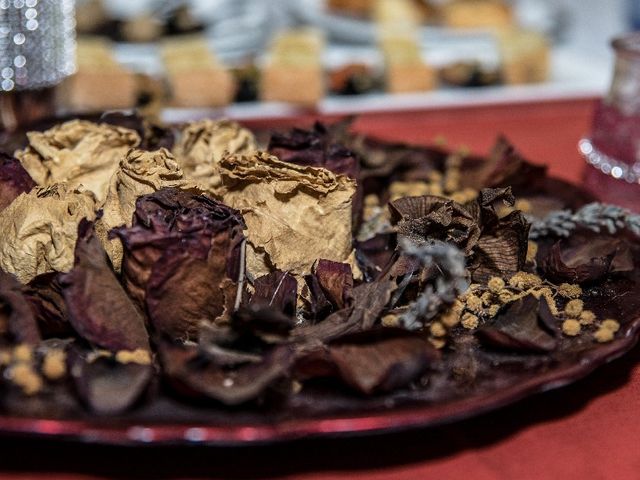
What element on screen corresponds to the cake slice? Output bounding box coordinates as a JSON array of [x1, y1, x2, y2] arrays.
[[378, 30, 436, 93], [59, 37, 137, 111], [498, 29, 550, 84], [260, 29, 325, 106], [161, 36, 235, 108]]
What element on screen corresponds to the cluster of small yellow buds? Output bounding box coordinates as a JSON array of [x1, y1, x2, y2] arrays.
[[556, 283, 582, 299], [3, 345, 42, 396], [526, 241, 539, 264], [594, 319, 621, 343], [564, 299, 584, 318], [508, 272, 543, 290]]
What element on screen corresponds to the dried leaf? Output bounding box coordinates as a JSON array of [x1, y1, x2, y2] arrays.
[[0, 152, 35, 212], [159, 340, 294, 406], [113, 188, 246, 341], [15, 120, 140, 202], [60, 220, 150, 352], [0, 184, 97, 284], [390, 195, 480, 254], [215, 151, 359, 278], [470, 188, 530, 283], [327, 328, 440, 394], [541, 235, 631, 284], [476, 295, 557, 353], [292, 278, 395, 342], [461, 136, 547, 192]]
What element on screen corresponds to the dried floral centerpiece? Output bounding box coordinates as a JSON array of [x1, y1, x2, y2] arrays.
[[0, 115, 637, 423]]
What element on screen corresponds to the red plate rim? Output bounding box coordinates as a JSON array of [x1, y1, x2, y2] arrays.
[[1, 317, 639, 446]]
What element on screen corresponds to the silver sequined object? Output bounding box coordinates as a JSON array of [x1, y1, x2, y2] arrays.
[[0, 0, 75, 92]]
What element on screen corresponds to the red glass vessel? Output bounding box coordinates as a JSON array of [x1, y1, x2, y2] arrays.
[[583, 34, 640, 211]]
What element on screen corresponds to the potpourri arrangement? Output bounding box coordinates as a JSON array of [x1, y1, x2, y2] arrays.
[[0, 115, 638, 423]]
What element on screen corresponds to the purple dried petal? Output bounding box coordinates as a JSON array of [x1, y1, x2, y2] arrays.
[[0, 152, 36, 212], [159, 340, 294, 406], [314, 259, 354, 311], [0, 270, 41, 344], [113, 188, 246, 340], [476, 295, 557, 353], [60, 220, 150, 352]]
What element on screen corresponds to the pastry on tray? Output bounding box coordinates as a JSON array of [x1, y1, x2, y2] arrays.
[[161, 37, 235, 108], [260, 29, 325, 106], [0, 113, 638, 429], [58, 38, 138, 111]]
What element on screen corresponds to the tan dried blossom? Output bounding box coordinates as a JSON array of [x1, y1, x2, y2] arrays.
[[562, 319, 581, 336]]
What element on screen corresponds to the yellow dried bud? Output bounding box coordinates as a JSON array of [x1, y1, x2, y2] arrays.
[[562, 319, 581, 336], [526, 241, 538, 264], [601, 319, 621, 333], [364, 194, 379, 207], [10, 363, 43, 395], [466, 294, 483, 313], [557, 283, 582, 299], [42, 349, 67, 381], [381, 314, 400, 327], [0, 350, 11, 366], [509, 272, 542, 290], [514, 198, 532, 213], [488, 304, 501, 317], [461, 313, 479, 330], [564, 299, 584, 318], [429, 338, 447, 349], [594, 327, 615, 343], [579, 310, 596, 325], [441, 313, 461, 328], [480, 292, 493, 306], [452, 299, 465, 314], [498, 289, 513, 304], [429, 321, 447, 338], [427, 170, 443, 182], [488, 277, 505, 294], [12, 344, 33, 363], [115, 349, 152, 365]]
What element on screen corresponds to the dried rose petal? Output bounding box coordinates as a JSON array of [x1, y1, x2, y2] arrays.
[[159, 339, 294, 405], [113, 188, 246, 340], [0, 270, 41, 345], [68, 346, 153, 415], [269, 122, 363, 227], [0, 152, 35, 212], [292, 278, 395, 342], [314, 259, 354, 311], [23, 272, 72, 338], [250, 270, 298, 317], [541, 235, 632, 284], [326, 328, 440, 394], [476, 295, 557, 353], [60, 220, 150, 352]]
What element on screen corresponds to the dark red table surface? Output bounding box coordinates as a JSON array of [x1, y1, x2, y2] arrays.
[[5, 97, 640, 480]]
